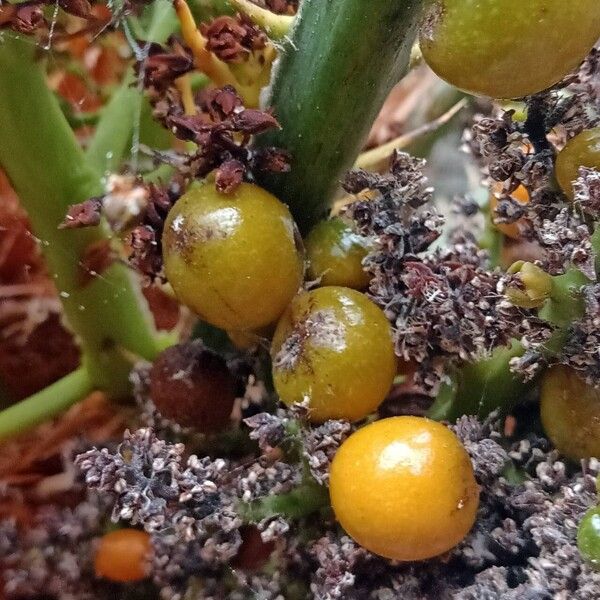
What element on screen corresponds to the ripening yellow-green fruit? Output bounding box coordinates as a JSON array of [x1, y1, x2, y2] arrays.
[[163, 182, 304, 331], [271, 286, 396, 422], [420, 0, 600, 99]]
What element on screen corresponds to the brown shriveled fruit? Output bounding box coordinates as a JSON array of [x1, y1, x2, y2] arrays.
[[149, 340, 237, 432]]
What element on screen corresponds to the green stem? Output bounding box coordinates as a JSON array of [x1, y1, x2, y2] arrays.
[[255, 0, 426, 233], [0, 35, 164, 390], [0, 367, 93, 442], [240, 477, 329, 522], [86, 0, 178, 173], [428, 341, 532, 421]]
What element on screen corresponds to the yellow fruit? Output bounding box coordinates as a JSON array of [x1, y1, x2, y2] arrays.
[[330, 417, 479, 561], [555, 128, 600, 199], [420, 0, 600, 99], [305, 217, 371, 290], [163, 182, 304, 331], [540, 366, 600, 460], [271, 286, 396, 422]]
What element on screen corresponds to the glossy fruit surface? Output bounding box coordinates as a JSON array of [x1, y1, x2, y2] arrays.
[[540, 366, 600, 460], [305, 217, 371, 290], [490, 185, 529, 239], [555, 128, 600, 199], [271, 286, 396, 422], [578, 507, 600, 568], [163, 182, 304, 331], [94, 529, 151, 582], [420, 0, 600, 99], [329, 416, 479, 561], [150, 341, 236, 432]]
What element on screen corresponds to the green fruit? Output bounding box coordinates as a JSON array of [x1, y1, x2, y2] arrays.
[[420, 0, 600, 99], [305, 217, 371, 290], [555, 128, 600, 199], [578, 507, 600, 568]]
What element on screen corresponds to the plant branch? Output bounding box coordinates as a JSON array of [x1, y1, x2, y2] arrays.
[[239, 476, 329, 522], [0, 367, 93, 442], [0, 35, 166, 393], [86, 0, 179, 173], [254, 0, 427, 233]]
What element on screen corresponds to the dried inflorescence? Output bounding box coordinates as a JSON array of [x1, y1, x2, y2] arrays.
[[513, 282, 600, 385], [0, 490, 118, 600], [5, 407, 598, 600], [63, 84, 290, 281], [253, 0, 298, 15], [342, 151, 533, 392], [0, 0, 151, 39], [74, 425, 307, 596], [161, 85, 290, 188], [466, 51, 600, 279], [201, 14, 267, 63]]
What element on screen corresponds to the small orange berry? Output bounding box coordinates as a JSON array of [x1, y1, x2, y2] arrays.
[[330, 416, 479, 561], [94, 529, 151, 583], [490, 184, 529, 239]]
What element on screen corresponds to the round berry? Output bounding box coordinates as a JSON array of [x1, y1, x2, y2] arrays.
[[271, 286, 396, 423], [578, 507, 600, 568], [540, 366, 600, 460], [490, 185, 530, 240], [163, 182, 304, 331], [305, 217, 371, 290], [150, 341, 236, 432], [329, 416, 479, 561], [420, 0, 600, 99], [94, 529, 151, 583], [555, 128, 600, 199]]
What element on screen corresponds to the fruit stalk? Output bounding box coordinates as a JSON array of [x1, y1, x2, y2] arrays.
[[255, 0, 427, 233], [0, 367, 93, 442], [0, 36, 169, 418]]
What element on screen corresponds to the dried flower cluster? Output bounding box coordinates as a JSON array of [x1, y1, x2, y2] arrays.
[[466, 49, 600, 279], [2, 406, 599, 600], [74, 425, 307, 598], [0, 0, 148, 39], [0, 487, 117, 600], [255, 0, 299, 15], [201, 14, 267, 63], [342, 151, 533, 391]]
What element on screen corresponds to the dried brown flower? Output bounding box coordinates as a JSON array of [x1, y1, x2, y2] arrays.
[[201, 14, 267, 63]]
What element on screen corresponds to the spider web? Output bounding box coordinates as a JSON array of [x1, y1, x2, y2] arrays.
[[0, 0, 151, 174], [0, 2, 157, 316]]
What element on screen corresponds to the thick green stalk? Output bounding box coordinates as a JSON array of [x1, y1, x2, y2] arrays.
[[0, 367, 93, 442], [428, 342, 531, 421], [0, 35, 164, 392], [255, 0, 427, 233]]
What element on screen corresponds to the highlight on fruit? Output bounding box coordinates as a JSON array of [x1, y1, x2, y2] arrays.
[[0, 1, 599, 598]]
